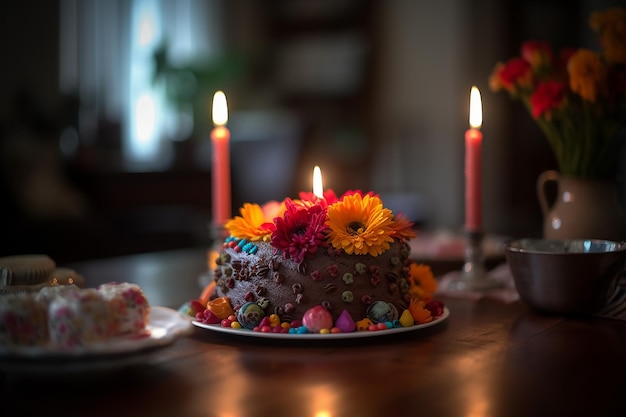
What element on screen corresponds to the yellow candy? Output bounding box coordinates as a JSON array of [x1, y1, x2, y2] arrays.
[[319, 328, 330, 334], [399, 309, 414, 327], [280, 322, 291, 329], [356, 318, 373, 331], [269, 314, 280, 327], [230, 321, 241, 329]]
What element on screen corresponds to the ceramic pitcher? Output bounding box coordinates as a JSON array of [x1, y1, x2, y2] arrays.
[[537, 170, 626, 241]]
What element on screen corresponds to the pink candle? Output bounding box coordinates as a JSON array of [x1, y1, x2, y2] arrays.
[[465, 86, 483, 231], [211, 91, 231, 225]]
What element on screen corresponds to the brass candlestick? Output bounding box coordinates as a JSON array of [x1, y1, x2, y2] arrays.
[[447, 229, 502, 291]]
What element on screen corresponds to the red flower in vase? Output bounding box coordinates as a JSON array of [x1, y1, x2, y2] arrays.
[[530, 80, 566, 119]]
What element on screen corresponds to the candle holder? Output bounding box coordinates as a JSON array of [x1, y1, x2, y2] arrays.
[[446, 229, 502, 292], [198, 222, 229, 289]]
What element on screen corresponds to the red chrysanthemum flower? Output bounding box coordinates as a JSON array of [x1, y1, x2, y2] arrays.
[[271, 199, 328, 263], [530, 80, 566, 119], [298, 189, 338, 203], [297, 189, 340, 207], [521, 40, 553, 69], [498, 57, 533, 93]]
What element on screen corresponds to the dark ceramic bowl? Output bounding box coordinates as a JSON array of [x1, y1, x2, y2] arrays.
[[506, 239, 626, 314]]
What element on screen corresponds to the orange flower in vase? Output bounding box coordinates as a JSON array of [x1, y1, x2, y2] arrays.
[[490, 6, 626, 240], [489, 6, 626, 180]]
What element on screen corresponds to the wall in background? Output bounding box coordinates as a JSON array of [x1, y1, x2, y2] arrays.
[[1, 0, 620, 261]]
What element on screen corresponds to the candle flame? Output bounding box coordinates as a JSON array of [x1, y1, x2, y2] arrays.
[[313, 166, 324, 198], [469, 86, 482, 129], [212, 91, 228, 126]]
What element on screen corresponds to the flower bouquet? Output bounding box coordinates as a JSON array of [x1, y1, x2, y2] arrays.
[[489, 6, 626, 179]]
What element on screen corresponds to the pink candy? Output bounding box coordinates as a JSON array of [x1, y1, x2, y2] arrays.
[[302, 306, 333, 332]]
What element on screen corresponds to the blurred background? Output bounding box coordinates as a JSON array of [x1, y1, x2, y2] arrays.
[[0, 0, 619, 263]]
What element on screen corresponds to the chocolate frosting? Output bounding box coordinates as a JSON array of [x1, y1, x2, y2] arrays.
[[213, 239, 413, 323]]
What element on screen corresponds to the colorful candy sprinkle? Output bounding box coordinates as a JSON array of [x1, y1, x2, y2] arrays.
[[302, 306, 333, 333], [195, 295, 446, 336], [399, 309, 414, 327], [335, 309, 356, 333]]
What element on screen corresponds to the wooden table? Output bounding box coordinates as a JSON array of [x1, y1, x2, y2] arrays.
[[2, 247, 626, 417]]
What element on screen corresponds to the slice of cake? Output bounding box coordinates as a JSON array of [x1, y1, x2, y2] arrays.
[[48, 288, 114, 347], [36, 283, 80, 304], [0, 293, 48, 346], [0, 277, 153, 348], [98, 282, 150, 336]]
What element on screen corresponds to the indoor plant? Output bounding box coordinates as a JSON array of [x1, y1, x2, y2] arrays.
[[489, 6, 626, 239]]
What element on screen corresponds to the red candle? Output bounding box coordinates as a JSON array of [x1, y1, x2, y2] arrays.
[[211, 91, 231, 225], [465, 86, 483, 231]]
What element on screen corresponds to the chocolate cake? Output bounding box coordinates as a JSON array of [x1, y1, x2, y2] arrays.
[[194, 190, 442, 333], [212, 238, 413, 324]]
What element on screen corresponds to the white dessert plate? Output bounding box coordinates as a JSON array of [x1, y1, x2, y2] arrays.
[[0, 306, 192, 358], [193, 307, 449, 340]]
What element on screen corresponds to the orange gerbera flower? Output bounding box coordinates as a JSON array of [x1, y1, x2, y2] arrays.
[[390, 213, 416, 241], [591, 7, 626, 64], [408, 298, 433, 324], [225, 203, 275, 242], [521, 40, 553, 69], [326, 193, 394, 256], [408, 262, 437, 299], [568, 49, 608, 102]]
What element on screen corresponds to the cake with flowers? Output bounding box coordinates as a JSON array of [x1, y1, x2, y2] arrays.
[[192, 190, 444, 334]]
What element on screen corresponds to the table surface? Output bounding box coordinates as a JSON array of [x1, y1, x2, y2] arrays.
[[2, 246, 626, 417]]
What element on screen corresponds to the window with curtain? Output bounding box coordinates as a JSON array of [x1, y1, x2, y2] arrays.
[[59, 0, 222, 171]]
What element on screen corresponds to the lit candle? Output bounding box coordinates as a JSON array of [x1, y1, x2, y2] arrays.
[[465, 86, 483, 231], [313, 166, 324, 199], [211, 91, 231, 225]]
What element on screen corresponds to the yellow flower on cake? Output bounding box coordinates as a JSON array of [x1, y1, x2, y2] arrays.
[[225, 202, 280, 242], [326, 193, 394, 256]]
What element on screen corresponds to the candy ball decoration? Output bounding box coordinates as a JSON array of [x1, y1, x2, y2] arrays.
[[302, 305, 333, 333], [237, 302, 265, 330], [366, 301, 399, 324]]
